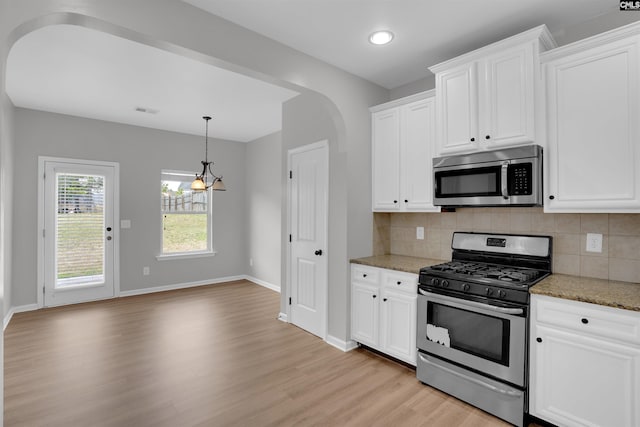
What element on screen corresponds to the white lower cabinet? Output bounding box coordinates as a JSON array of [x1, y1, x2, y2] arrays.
[[351, 264, 417, 365], [530, 295, 640, 427]]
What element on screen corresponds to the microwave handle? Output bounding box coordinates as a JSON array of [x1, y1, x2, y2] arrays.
[[501, 162, 509, 199]]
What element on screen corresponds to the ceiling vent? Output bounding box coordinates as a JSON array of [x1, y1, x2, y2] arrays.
[[134, 106, 159, 114]]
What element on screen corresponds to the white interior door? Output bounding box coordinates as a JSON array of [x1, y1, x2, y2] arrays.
[[288, 141, 328, 339], [40, 158, 119, 307]]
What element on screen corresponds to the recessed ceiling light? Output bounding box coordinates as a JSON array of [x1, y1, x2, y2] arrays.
[[369, 30, 394, 45]]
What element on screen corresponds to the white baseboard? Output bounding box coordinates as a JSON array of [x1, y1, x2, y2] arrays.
[[119, 275, 246, 297], [277, 312, 288, 322], [245, 276, 280, 293], [4, 304, 39, 331], [326, 335, 359, 352]]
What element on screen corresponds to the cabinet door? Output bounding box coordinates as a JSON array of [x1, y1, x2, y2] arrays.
[[481, 44, 534, 147], [530, 325, 640, 427], [351, 282, 380, 347], [400, 97, 439, 211], [372, 109, 401, 210], [380, 289, 417, 365], [545, 37, 640, 212], [435, 62, 478, 155]]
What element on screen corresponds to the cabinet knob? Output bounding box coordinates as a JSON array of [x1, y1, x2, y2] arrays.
[[470, 137, 475, 142], [581, 318, 589, 324], [397, 281, 401, 285], [536, 337, 542, 343], [383, 298, 388, 302], [363, 274, 367, 278], [393, 200, 398, 204], [404, 199, 408, 203], [372, 295, 377, 299], [485, 135, 490, 140], [549, 195, 555, 200]]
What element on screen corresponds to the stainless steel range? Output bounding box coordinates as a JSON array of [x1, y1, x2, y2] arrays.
[[416, 232, 552, 427]]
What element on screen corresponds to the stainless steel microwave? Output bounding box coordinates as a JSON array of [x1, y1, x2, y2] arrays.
[[433, 145, 543, 207]]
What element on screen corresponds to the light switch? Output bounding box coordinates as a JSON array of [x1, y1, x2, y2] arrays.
[[121, 219, 131, 229], [416, 226, 424, 240]]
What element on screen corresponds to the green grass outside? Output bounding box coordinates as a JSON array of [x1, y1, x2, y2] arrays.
[[57, 212, 104, 279], [163, 213, 208, 253], [57, 212, 208, 280]]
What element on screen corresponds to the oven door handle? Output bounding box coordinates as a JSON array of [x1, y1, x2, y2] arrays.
[[418, 289, 524, 315], [418, 353, 522, 397], [501, 162, 509, 199]]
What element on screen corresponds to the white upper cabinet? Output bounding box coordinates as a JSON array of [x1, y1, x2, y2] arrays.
[[371, 108, 400, 210], [371, 91, 439, 212], [430, 25, 555, 155], [542, 22, 640, 212]]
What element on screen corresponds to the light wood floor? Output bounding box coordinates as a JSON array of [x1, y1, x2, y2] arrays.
[[5, 280, 515, 426]]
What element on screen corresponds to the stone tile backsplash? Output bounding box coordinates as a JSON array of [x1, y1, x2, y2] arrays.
[[373, 208, 640, 283]]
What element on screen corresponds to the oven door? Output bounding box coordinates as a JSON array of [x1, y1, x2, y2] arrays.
[[417, 289, 526, 387], [433, 158, 538, 206]]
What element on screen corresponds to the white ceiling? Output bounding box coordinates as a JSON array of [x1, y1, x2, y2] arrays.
[[6, 24, 299, 142], [6, 1, 620, 141], [185, 0, 617, 89]]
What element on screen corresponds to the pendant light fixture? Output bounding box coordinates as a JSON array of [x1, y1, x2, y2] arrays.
[[191, 116, 226, 191]]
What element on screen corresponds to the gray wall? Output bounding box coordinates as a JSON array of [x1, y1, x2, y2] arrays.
[[12, 109, 246, 306], [246, 131, 282, 289], [389, 75, 436, 101], [1, 93, 14, 317], [282, 92, 348, 339], [552, 9, 640, 46]]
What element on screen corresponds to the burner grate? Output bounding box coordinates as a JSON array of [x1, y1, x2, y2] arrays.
[[425, 262, 542, 284]]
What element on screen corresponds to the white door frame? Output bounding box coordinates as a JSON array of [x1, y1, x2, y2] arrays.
[[285, 140, 329, 339], [37, 156, 120, 308]]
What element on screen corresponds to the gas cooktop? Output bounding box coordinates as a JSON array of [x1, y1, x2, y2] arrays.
[[426, 261, 544, 287], [418, 232, 552, 305]]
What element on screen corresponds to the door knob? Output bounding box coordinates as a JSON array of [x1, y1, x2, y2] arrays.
[[106, 227, 112, 231], [314, 249, 323, 256]]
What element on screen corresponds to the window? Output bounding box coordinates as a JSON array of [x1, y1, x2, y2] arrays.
[[160, 170, 212, 256]]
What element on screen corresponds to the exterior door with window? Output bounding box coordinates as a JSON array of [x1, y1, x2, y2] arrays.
[[288, 141, 328, 339], [40, 158, 118, 307]]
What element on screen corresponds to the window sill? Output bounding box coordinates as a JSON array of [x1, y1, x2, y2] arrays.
[[156, 251, 218, 261]]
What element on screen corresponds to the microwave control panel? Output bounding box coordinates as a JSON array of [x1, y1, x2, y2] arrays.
[[508, 164, 532, 195]]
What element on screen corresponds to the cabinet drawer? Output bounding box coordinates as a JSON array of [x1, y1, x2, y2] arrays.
[[351, 264, 380, 285], [533, 295, 640, 346], [382, 270, 418, 294]]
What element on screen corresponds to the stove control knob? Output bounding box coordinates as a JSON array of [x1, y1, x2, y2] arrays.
[[431, 278, 440, 287], [485, 287, 493, 296], [498, 289, 506, 298], [442, 280, 449, 288], [462, 283, 470, 292]]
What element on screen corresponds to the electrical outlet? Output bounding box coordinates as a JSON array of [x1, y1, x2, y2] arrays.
[[143, 266, 150, 276], [586, 233, 603, 253], [416, 226, 424, 240]]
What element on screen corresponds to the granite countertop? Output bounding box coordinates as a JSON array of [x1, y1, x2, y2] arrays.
[[351, 255, 640, 312], [350, 255, 444, 275], [531, 275, 640, 312]]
